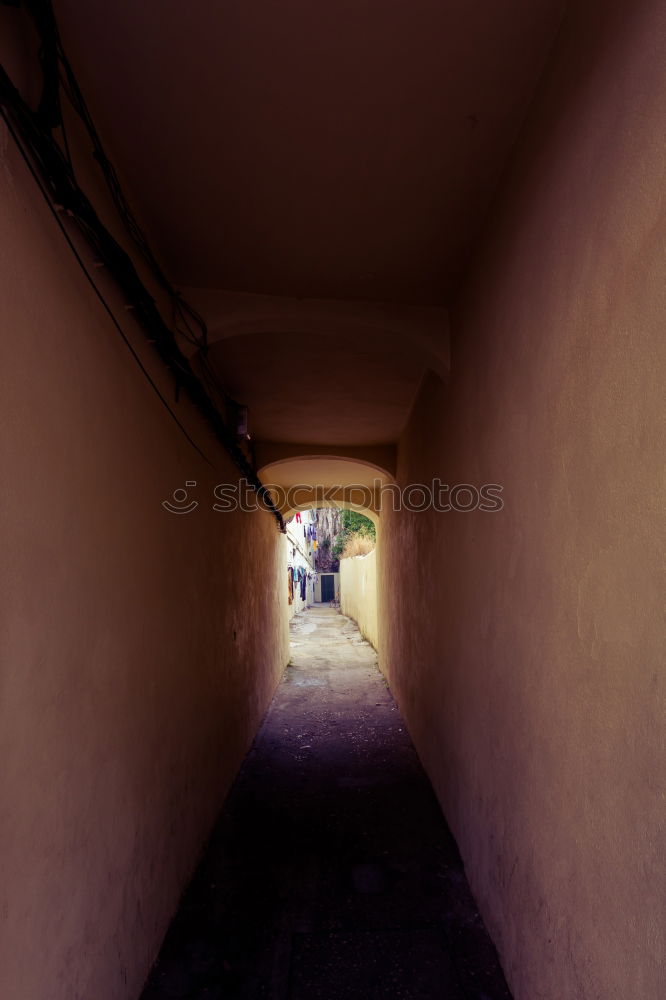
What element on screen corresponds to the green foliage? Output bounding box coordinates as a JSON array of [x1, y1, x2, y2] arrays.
[[332, 510, 376, 559]]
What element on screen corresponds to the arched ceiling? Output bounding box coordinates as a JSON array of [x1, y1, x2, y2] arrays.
[[183, 290, 450, 445], [259, 456, 392, 522], [209, 330, 425, 445], [54, 0, 565, 455]]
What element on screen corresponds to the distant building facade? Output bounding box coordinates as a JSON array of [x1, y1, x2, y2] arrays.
[[285, 509, 317, 618]]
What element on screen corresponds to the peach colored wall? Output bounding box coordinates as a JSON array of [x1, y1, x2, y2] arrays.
[[0, 122, 288, 1000], [340, 549, 378, 650], [378, 2, 666, 998]]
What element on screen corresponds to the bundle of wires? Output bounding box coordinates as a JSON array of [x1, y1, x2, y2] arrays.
[[0, 0, 284, 530]]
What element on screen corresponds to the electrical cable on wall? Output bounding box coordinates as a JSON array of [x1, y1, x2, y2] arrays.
[[1, 109, 215, 468], [0, 0, 285, 531]]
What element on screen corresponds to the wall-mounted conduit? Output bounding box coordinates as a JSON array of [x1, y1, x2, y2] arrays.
[[0, 0, 285, 531]]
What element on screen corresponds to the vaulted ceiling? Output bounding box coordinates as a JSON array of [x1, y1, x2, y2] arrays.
[[56, 0, 565, 458]]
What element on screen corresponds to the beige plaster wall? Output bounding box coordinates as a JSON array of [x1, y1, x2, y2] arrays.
[[340, 549, 378, 650], [378, 1, 666, 998], [0, 121, 288, 1000]]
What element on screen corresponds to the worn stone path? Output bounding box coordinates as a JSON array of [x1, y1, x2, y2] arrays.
[[140, 606, 512, 1000]]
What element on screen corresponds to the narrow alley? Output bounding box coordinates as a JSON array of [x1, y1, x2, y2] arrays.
[[140, 607, 510, 1000], [2, 1, 665, 998]]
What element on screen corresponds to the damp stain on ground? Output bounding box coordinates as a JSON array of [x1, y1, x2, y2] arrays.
[[140, 606, 512, 1000]]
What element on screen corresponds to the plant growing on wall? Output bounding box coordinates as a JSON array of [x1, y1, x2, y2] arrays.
[[316, 534, 337, 572], [332, 511, 376, 560]]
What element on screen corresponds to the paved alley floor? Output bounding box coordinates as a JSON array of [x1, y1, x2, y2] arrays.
[[140, 606, 512, 1000]]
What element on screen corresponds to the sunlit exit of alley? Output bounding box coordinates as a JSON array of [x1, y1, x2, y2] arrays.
[[1, 1, 665, 999]]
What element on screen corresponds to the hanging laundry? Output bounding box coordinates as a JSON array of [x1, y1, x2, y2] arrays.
[[313, 540, 318, 550], [287, 566, 294, 604], [295, 512, 302, 523]]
